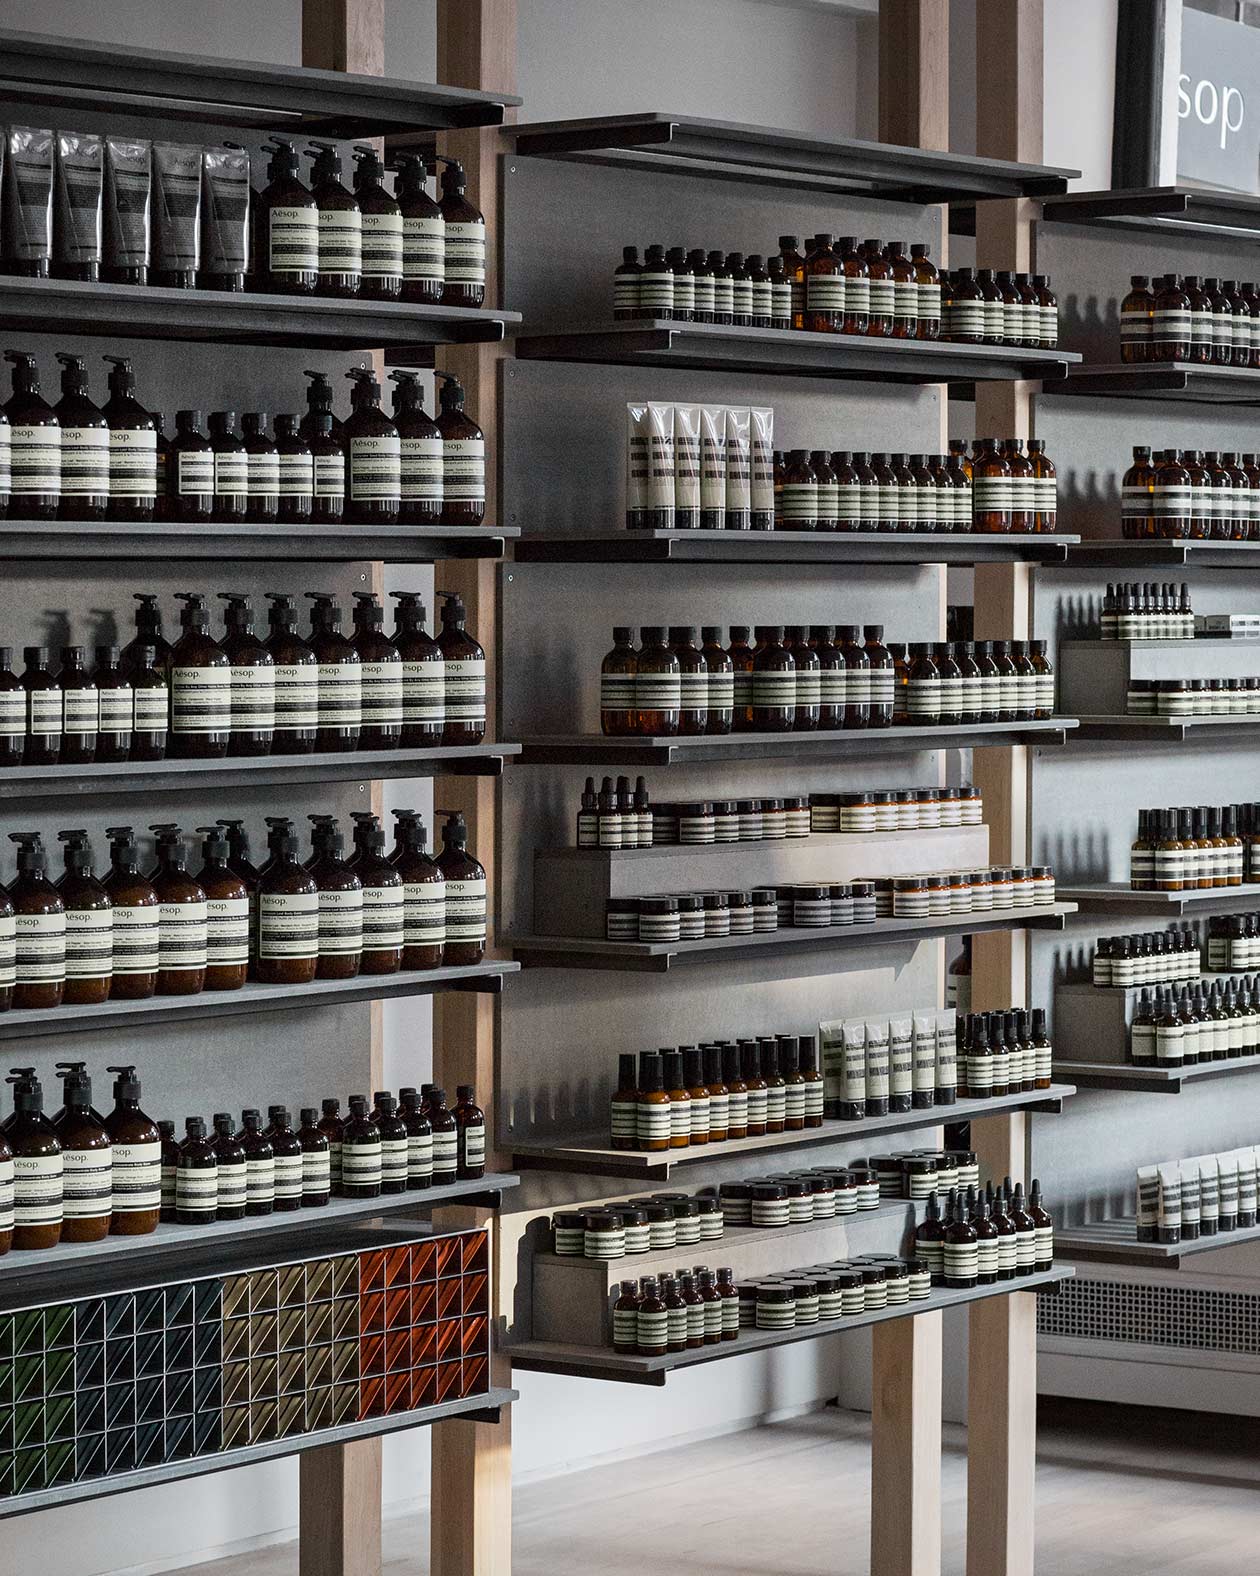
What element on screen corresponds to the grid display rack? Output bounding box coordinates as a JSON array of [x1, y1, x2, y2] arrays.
[[0, 19, 521, 1576], [474, 5, 1080, 1573], [1016, 90, 1260, 1429]]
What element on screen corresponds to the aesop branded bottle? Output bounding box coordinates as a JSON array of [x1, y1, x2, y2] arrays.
[[52, 1062, 111, 1242], [434, 371, 485, 525], [9, 831, 65, 1009], [208, 410, 249, 524], [242, 412, 280, 523], [389, 370, 443, 525], [53, 352, 108, 519], [390, 810, 445, 970], [169, 592, 231, 758], [7, 1068, 62, 1249], [306, 815, 362, 980], [212, 1112, 247, 1220], [306, 593, 362, 750], [395, 153, 444, 305], [257, 816, 319, 984], [194, 825, 249, 991], [238, 1109, 274, 1215], [0, 650, 22, 767], [265, 592, 318, 754], [274, 415, 312, 523], [148, 824, 208, 994], [349, 813, 403, 974], [351, 591, 403, 750], [435, 810, 486, 965], [340, 1094, 382, 1198], [344, 368, 400, 524], [104, 1064, 160, 1235], [93, 645, 132, 762], [102, 355, 157, 522], [264, 1105, 303, 1212], [307, 141, 361, 297], [120, 592, 171, 679], [4, 351, 59, 519], [455, 1085, 486, 1178], [437, 156, 486, 308], [257, 139, 318, 294], [428, 1087, 458, 1184], [391, 592, 444, 746], [57, 646, 97, 765], [297, 1107, 331, 1207], [21, 646, 61, 765], [104, 826, 159, 998], [219, 593, 276, 756], [130, 645, 168, 761], [436, 590, 486, 745], [56, 829, 112, 1005], [353, 145, 403, 299]]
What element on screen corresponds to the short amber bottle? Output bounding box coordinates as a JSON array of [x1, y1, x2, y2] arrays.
[[751, 626, 795, 732], [21, 646, 61, 766], [102, 826, 159, 999], [972, 439, 1013, 533], [257, 816, 319, 985], [318, 1097, 345, 1195], [212, 1112, 247, 1219], [242, 412, 280, 524], [265, 1105, 304, 1212], [601, 626, 639, 738], [435, 810, 486, 966], [104, 1064, 161, 1235], [52, 1061, 110, 1242], [349, 814, 403, 975], [176, 1117, 218, 1224], [53, 645, 96, 765], [670, 625, 708, 736], [341, 1094, 382, 1197], [297, 1107, 331, 1206], [238, 1109, 275, 1215], [390, 809, 445, 970]]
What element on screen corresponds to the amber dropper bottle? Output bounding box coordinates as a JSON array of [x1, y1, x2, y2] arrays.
[[104, 1064, 161, 1235], [7, 1068, 62, 1249], [52, 1061, 110, 1242]]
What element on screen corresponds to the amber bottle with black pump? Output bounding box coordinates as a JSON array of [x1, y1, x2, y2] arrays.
[[242, 412, 279, 523], [274, 415, 312, 523], [129, 641, 168, 745], [56, 830, 111, 1005], [353, 145, 403, 299], [22, 646, 60, 765], [104, 1064, 160, 1235], [9, 831, 65, 1009], [194, 825, 249, 991], [349, 812, 403, 974], [218, 593, 275, 756], [341, 1094, 382, 1197], [391, 809, 445, 970], [344, 368, 401, 524], [264, 592, 317, 754], [169, 593, 231, 759], [148, 824, 208, 995], [306, 815, 362, 980], [93, 646, 131, 762], [352, 591, 403, 749], [0, 649, 22, 768], [307, 141, 361, 297], [101, 355, 157, 522], [256, 139, 318, 294], [5, 351, 60, 519], [434, 371, 486, 525], [389, 370, 443, 525], [306, 592, 362, 750], [53, 352, 108, 520], [437, 589, 486, 745], [391, 591, 444, 746], [120, 592, 171, 681], [435, 810, 486, 965], [7, 1068, 61, 1249], [395, 153, 444, 305], [437, 155, 485, 308], [51, 1062, 110, 1242], [103, 826, 158, 999], [238, 1109, 274, 1215], [257, 816, 319, 984]]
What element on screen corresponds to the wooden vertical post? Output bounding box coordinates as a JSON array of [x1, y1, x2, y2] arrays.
[[967, 5, 1044, 1574], [870, 1312, 944, 1576], [431, 5, 516, 1576], [298, 9, 387, 1576]]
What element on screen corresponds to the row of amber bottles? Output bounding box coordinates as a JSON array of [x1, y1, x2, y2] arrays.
[[0, 353, 485, 526], [1121, 446, 1260, 541], [913, 1181, 1053, 1287], [773, 439, 1057, 534], [1131, 806, 1245, 892], [1100, 581, 1194, 638], [1120, 273, 1259, 365], [3, 589, 484, 766], [0, 808, 486, 1011]]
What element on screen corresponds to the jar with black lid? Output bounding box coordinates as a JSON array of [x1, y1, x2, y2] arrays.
[[606, 897, 639, 942], [750, 1181, 788, 1228], [638, 896, 680, 944], [676, 893, 705, 940], [755, 1282, 796, 1330], [751, 888, 778, 931]]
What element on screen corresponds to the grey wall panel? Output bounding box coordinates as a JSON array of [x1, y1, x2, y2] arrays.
[[502, 156, 939, 336]]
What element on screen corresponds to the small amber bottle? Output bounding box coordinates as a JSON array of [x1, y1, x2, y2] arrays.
[[1120, 274, 1155, 363], [1153, 448, 1193, 539], [836, 625, 870, 730], [437, 590, 487, 746], [257, 816, 319, 985], [670, 626, 709, 737], [128, 645, 168, 762], [751, 625, 795, 732], [349, 814, 403, 975], [219, 593, 275, 757], [390, 810, 445, 970], [52, 1062, 110, 1242], [318, 1097, 345, 1195], [7, 1068, 62, 1249], [1001, 439, 1035, 533], [398, 1087, 433, 1190], [599, 634, 639, 736], [148, 824, 208, 994], [428, 1087, 458, 1184], [0, 648, 22, 768], [56, 830, 112, 1005], [703, 1045, 728, 1142], [104, 1064, 161, 1235], [435, 810, 487, 966], [306, 593, 362, 751], [273, 414, 313, 524], [158, 1119, 179, 1220], [207, 410, 249, 524], [863, 239, 893, 335], [264, 1105, 304, 1212], [212, 1112, 247, 1219], [168, 409, 214, 522], [92, 646, 131, 763], [635, 625, 681, 736], [785, 626, 820, 732], [9, 831, 65, 1009], [635, 1052, 670, 1153], [22, 646, 61, 765], [910, 243, 940, 338], [455, 1085, 486, 1178], [972, 439, 1012, 533], [722, 1043, 748, 1139], [238, 1109, 275, 1215], [297, 1107, 331, 1207], [242, 412, 280, 524], [742, 1039, 768, 1137], [194, 825, 249, 991], [834, 235, 869, 335], [613, 1279, 641, 1354], [175, 1117, 218, 1224], [805, 233, 843, 333]]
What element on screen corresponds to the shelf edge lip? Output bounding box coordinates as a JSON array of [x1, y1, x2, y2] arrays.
[[510, 531, 1081, 564]]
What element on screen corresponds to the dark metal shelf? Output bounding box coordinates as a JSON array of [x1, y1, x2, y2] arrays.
[[0, 961, 517, 1040], [1056, 363, 1260, 406], [1053, 1056, 1260, 1095], [0, 742, 518, 801], [507, 902, 1077, 973], [512, 718, 1077, 766], [0, 28, 519, 136], [0, 1174, 519, 1284], [511, 1083, 1076, 1177], [1064, 540, 1260, 569], [1071, 715, 1260, 743], [508, 1267, 1073, 1385], [1055, 883, 1260, 917], [1054, 1218, 1260, 1267], [0, 1385, 516, 1520], [505, 113, 1076, 202], [0, 276, 517, 349], [0, 521, 516, 563], [513, 530, 1079, 566], [1041, 186, 1260, 238], [511, 320, 1079, 385]]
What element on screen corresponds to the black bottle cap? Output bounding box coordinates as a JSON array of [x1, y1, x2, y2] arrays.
[[22, 646, 48, 666], [434, 369, 467, 410], [8, 831, 47, 874], [184, 1116, 207, 1140], [321, 1097, 341, 1118]]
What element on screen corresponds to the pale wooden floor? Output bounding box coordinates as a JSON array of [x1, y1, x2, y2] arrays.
[[172, 1399, 1260, 1576]]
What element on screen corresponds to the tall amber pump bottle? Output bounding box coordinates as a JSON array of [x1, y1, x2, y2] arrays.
[[394, 153, 444, 306], [390, 809, 445, 970], [104, 1064, 161, 1235], [306, 593, 362, 751], [104, 825, 159, 999], [256, 139, 318, 294], [390, 592, 444, 747], [218, 593, 276, 757], [5, 350, 60, 519], [436, 590, 486, 745], [7, 1068, 62, 1250], [435, 809, 486, 965], [265, 592, 318, 754], [436, 155, 486, 309], [169, 592, 231, 759], [306, 815, 362, 980], [148, 824, 208, 995], [351, 591, 403, 750], [102, 355, 157, 523], [388, 370, 443, 526], [120, 592, 171, 680], [21, 646, 61, 766], [56, 829, 112, 1006], [9, 831, 65, 1009], [433, 371, 486, 525], [52, 1061, 111, 1243], [353, 145, 403, 300], [343, 368, 401, 525], [348, 814, 403, 975], [194, 825, 250, 991], [257, 816, 319, 985], [53, 352, 108, 520], [306, 141, 361, 298]]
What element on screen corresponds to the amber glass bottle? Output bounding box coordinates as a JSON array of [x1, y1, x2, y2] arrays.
[[805, 234, 843, 333], [387, 592, 443, 747], [217, 593, 275, 757], [863, 624, 894, 727], [194, 825, 249, 991], [435, 810, 486, 966], [350, 592, 403, 750], [170, 1117, 216, 1225], [264, 1105, 303, 1213], [306, 816, 362, 980], [307, 141, 361, 297], [348, 814, 403, 975], [120, 592, 171, 682], [353, 145, 403, 299], [169, 593, 231, 759], [262, 592, 316, 754], [207, 1113, 245, 1220], [54, 645, 95, 765], [318, 1097, 345, 1194], [305, 593, 362, 750], [437, 156, 486, 308], [216, 821, 261, 983], [102, 826, 158, 1000], [7, 1069, 62, 1249], [430, 589, 486, 747], [103, 1065, 160, 1235], [453, 1091, 486, 1178], [728, 625, 755, 730], [9, 832, 65, 1009], [101, 356, 157, 522], [4, 351, 60, 519], [148, 825, 207, 995], [670, 625, 708, 737], [55, 830, 111, 1005], [53, 352, 108, 520], [972, 439, 1012, 533], [124, 644, 166, 763], [238, 1109, 275, 1215], [863, 239, 893, 335], [634, 625, 680, 736], [241, 411, 279, 524], [836, 235, 870, 335], [343, 368, 401, 524], [785, 626, 820, 731], [341, 1094, 382, 1197], [205, 410, 247, 524], [256, 139, 318, 293], [268, 415, 312, 525], [1001, 438, 1035, 533], [371, 1094, 407, 1195], [751, 626, 795, 732], [0, 649, 22, 768], [92, 645, 131, 763], [601, 626, 638, 738], [434, 371, 486, 526], [296, 1107, 331, 1207], [395, 153, 444, 305], [388, 370, 443, 526], [390, 809, 445, 970], [21, 646, 60, 766], [52, 1062, 111, 1242], [257, 817, 319, 985]]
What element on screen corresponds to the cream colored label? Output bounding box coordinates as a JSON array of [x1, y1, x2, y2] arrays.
[[112, 903, 159, 974], [444, 219, 486, 284], [279, 452, 313, 496], [400, 435, 443, 501], [175, 1166, 218, 1209], [318, 206, 362, 273], [318, 886, 363, 956], [316, 662, 362, 727], [361, 210, 403, 278], [10, 426, 59, 495], [442, 436, 485, 502], [111, 1140, 161, 1212], [98, 686, 132, 732], [158, 900, 208, 970], [247, 451, 280, 498], [177, 449, 213, 495], [314, 452, 345, 497], [270, 204, 319, 272], [27, 688, 61, 737], [403, 880, 444, 945], [133, 685, 168, 730], [15, 910, 65, 983], [64, 906, 112, 978], [61, 1146, 111, 1217], [60, 425, 110, 494], [273, 1152, 304, 1199], [402, 659, 445, 723], [403, 213, 444, 280], [109, 428, 157, 498], [273, 664, 319, 731], [349, 434, 401, 502], [62, 686, 98, 734], [443, 656, 486, 722], [444, 876, 486, 943], [258, 891, 319, 958], [302, 1150, 331, 1192], [171, 665, 232, 734], [14, 1152, 62, 1225], [206, 895, 250, 966], [362, 882, 404, 950], [229, 663, 275, 731], [360, 658, 403, 727]]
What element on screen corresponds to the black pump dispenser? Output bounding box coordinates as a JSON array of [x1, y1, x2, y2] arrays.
[[9, 831, 48, 876]]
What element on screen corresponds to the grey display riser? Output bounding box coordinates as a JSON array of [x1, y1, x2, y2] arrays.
[[529, 1200, 918, 1346], [1057, 639, 1260, 716], [532, 825, 989, 936]]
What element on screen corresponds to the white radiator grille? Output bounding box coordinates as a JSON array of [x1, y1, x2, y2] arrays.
[[1038, 1276, 1260, 1355]]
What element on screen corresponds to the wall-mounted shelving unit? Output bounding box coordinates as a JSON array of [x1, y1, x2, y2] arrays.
[[1040, 185, 1260, 237], [1052, 1219, 1260, 1267], [1055, 884, 1260, 916], [1065, 541, 1260, 569], [1058, 363, 1260, 404], [512, 531, 1080, 565], [1053, 1058, 1260, 1094], [0, 522, 517, 564]]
